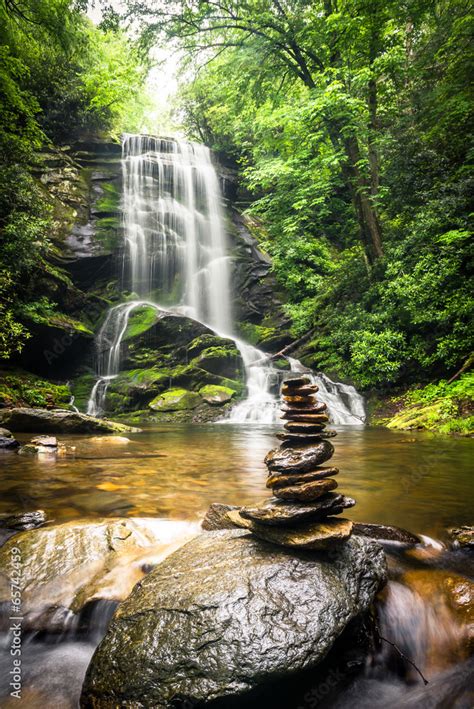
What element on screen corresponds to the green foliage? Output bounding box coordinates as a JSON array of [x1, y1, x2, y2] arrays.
[[0, 1, 151, 363], [0, 369, 71, 408], [162, 0, 473, 390], [385, 374, 474, 436]]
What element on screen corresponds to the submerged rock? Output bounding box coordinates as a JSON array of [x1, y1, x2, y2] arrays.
[[80, 530, 386, 708], [448, 525, 474, 550], [0, 408, 138, 434], [353, 522, 421, 545], [0, 510, 47, 531]]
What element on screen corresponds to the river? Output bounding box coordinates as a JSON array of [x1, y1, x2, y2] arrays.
[[0, 424, 473, 707]]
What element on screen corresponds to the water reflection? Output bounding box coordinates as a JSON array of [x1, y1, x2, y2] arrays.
[[0, 425, 472, 538]]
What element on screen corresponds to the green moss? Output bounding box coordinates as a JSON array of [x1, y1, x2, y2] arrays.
[[199, 384, 235, 405], [380, 374, 474, 436], [123, 305, 160, 341], [70, 373, 96, 411], [148, 388, 203, 411], [95, 182, 120, 213], [0, 369, 71, 409], [20, 298, 93, 336], [237, 322, 277, 347]]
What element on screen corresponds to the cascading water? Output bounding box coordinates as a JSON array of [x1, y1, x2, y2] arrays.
[[87, 300, 163, 416], [87, 133, 365, 424]]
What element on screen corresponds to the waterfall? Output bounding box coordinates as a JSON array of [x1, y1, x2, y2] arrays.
[[87, 300, 163, 416], [121, 134, 232, 333], [87, 133, 365, 425], [225, 352, 366, 425]]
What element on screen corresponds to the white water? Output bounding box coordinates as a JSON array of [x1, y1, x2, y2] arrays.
[[88, 134, 365, 425]]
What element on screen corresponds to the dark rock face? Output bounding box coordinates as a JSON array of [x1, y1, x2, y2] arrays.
[[265, 440, 334, 473], [0, 408, 137, 434], [80, 530, 387, 708]]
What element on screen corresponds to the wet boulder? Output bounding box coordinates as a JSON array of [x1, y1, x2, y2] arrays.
[[81, 529, 386, 708], [0, 518, 197, 633]]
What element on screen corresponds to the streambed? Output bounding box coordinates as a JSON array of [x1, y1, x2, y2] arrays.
[[0, 424, 473, 707]]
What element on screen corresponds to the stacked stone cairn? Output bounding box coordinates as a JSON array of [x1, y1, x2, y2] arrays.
[[228, 376, 356, 550]]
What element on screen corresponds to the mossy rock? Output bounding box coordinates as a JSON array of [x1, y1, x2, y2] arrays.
[[122, 305, 161, 341], [70, 373, 96, 412], [149, 388, 203, 412], [199, 385, 236, 406], [192, 345, 243, 379]]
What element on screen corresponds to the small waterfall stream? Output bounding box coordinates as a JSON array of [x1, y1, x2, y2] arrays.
[[87, 134, 365, 424]]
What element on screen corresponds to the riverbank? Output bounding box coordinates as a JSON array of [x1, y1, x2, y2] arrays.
[[368, 373, 474, 436]]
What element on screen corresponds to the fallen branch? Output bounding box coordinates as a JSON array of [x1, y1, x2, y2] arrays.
[[374, 619, 429, 685], [447, 353, 473, 384]]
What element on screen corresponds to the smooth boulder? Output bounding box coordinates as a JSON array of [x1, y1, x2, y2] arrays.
[[81, 529, 386, 708], [0, 408, 138, 434]]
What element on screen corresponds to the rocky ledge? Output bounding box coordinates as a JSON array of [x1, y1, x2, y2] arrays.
[[81, 529, 386, 708], [0, 407, 139, 434]]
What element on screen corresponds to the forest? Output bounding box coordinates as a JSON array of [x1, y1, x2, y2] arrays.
[[0, 0, 473, 434], [0, 2, 473, 708]]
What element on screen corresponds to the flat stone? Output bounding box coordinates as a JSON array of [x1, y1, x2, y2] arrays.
[[239, 493, 356, 527], [277, 430, 337, 446], [265, 441, 334, 473], [281, 376, 311, 388], [229, 512, 354, 550], [0, 427, 13, 437], [201, 503, 240, 531], [274, 478, 338, 501], [80, 530, 387, 708], [283, 395, 317, 405], [281, 403, 327, 414], [281, 384, 318, 396], [267, 467, 339, 489], [284, 421, 327, 433], [282, 413, 329, 423], [30, 435, 57, 447]]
